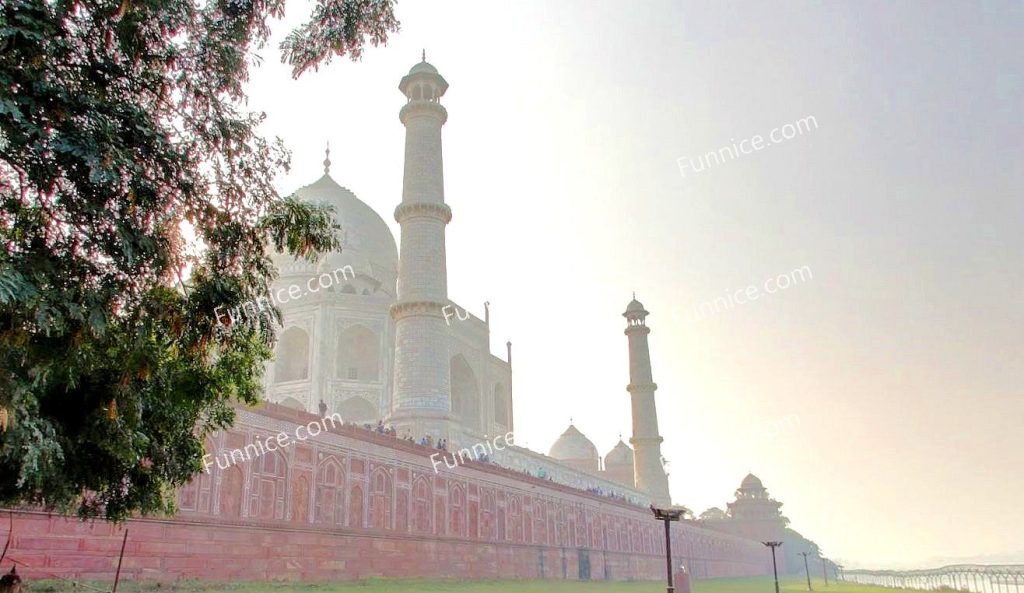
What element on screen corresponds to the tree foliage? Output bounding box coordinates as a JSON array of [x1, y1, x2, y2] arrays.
[[699, 506, 728, 521], [0, 0, 399, 520]]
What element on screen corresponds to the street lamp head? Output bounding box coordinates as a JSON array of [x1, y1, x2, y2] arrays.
[[762, 541, 784, 548], [651, 505, 685, 521]]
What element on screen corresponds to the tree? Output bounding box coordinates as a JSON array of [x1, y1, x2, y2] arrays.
[[699, 507, 728, 522], [0, 0, 399, 521], [783, 527, 823, 575]]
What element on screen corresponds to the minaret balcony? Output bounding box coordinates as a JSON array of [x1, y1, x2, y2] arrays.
[[394, 201, 452, 224], [399, 100, 448, 125], [624, 324, 651, 336], [389, 300, 447, 320]]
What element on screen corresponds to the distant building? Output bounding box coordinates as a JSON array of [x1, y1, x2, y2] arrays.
[[700, 473, 810, 573]]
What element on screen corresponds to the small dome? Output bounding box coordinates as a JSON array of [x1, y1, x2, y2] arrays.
[[624, 295, 648, 319], [399, 58, 449, 98], [409, 60, 438, 75], [604, 439, 634, 466], [549, 424, 598, 462], [281, 174, 398, 288], [740, 473, 764, 490]]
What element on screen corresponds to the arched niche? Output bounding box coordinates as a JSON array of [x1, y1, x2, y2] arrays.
[[314, 457, 345, 525], [493, 383, 508, 426], [275, 327, 310, 382], [450, 355, 480, 433], [338, 396, 378, 424], [336, 325, 380, 381], [369, 468, 393, 530]]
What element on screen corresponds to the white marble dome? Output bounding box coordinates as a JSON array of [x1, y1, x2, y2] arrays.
[[285, 173, 398, 289], [549, 424, 599, 463], [604, 439, 634, 467]]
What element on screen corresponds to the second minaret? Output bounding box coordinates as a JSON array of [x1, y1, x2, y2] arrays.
[[623, 296, 672, 506]]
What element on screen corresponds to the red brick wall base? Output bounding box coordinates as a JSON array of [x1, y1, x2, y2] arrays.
[[0, 511, 681, 583]]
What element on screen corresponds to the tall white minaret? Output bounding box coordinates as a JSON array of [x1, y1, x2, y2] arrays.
[[623, 296, 672, 506], [388, 55, 453, 440]]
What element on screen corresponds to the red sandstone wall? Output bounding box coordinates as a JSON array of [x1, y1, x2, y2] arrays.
[[0, 511, 767, 582], [0, 404, 771, 583]]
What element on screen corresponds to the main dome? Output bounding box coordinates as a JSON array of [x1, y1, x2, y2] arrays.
[[549, 424, 599, 463], [288, 173, 398, 287]]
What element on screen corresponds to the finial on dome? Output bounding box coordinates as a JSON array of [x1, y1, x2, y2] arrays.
[[323, 141, 331, 175], [422, 49, 426, 62]]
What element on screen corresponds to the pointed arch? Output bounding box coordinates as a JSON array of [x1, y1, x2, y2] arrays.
[[395, 488, 409, 533], [348, 484, 364, 528], [290, 475, 310, 523], [450, 354, 480, 432], [178, 437, 215, 513], [448, 483, 465, 537], [481, 490, 495, 540], [493, 383, 508, 426], [250, 448, 287, 520], [508, 495, 522, 542], [338, 396, 378, 423], [369, 468, 393, 530], [412, 476, 431, 533], [468, 497, 479, 539], [219, 465, 244, 519], [314, 456, 345, 525], [275, 327, 309, 382], [337, 325, 380, 380]]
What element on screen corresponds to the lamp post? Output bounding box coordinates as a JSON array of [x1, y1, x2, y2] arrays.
[[763, 541, 784, 593], [652, 505, 686, 593], [799, 552, 814, 591]]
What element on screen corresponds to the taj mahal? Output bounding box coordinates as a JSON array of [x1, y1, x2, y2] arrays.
[[263, 54, 674, 508], [9, 57, 822, 583]]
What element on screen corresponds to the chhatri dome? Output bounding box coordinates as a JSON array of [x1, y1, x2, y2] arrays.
[[400, 51, 448, 98], [624, 295, 647, 316], [549, 424, 599, 472], [602, 438, 636, 488], [728, 472, 784, 523], [604, 439, 634, 466], [739, 473, 765, 492], [409, 59, 438, 75]]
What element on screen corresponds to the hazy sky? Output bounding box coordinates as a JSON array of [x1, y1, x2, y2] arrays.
[[244, 0, 1023, 569]]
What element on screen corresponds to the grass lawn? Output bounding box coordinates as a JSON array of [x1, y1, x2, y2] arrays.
[[27, 576, 921, 593]]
